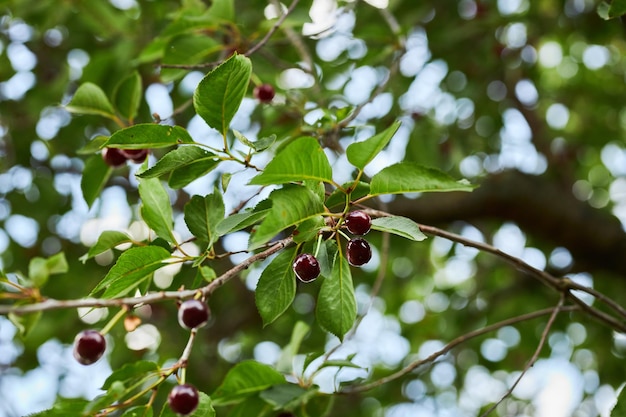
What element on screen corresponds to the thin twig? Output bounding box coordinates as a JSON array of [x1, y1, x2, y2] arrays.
[[562, 278, 626, 320], [343, 305, 579, 394], [480, 294, 566, 416], [335, 8, 406, 129], [160, 0, 300, 70], [245, 0, 300, 57], [0, 237, 293, 315]]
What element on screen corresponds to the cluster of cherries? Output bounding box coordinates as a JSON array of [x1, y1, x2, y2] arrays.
[[102, 147, 149, 167], [72, 299, 210, 415], [292, 210, 373, 282]]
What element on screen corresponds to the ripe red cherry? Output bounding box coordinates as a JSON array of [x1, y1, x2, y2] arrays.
[[102, 147, 127, 167], [168, 384, 200, 415], [254, 84, 275, 103], [73, 329, 106, 365], [178, 299, 210, 330], [120, 148, 149, 163], [346, 238, 372, 266], [344, 211, 371, 235], [292, 253, 320, 282]]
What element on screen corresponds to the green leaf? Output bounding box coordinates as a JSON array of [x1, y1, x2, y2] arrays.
[[102, 361, 159, 390], [370, 216, 427, 241], [85, 381, 126, 414], [609, 0, 626, 18], [66, 82, 116, 119], [250, 186, 326, 248], [26, 398, 89, 417], [259, 384, 309, 408], [234, 131, 276, 152], [139, 178, 176, 243], [209, 0, 235, 21], [221, 172, 232, 191], [28, 257, 49, 287], [325, 181, 370, 209], [369, 162, 475, 196], [106, 124, 195, 149], [255, 247, 297, 326], [184, 192, 225, 247], [293, 216, 325, 244], [316, 239, 338, 279], [81, 154, 112, 208], [227, 396, 272, 417], [77, 135, 109, 155], [346, 121, 401, 170], [303, 394, 334, 417], [80, 231, 133, 262], [193, 54, 252, 135], [90, 246, 171, 298], [316, 255, 356, 340], [30, 252, 68, 287], [211, 361, 286, 406], [193, 266, 217, 287], [316, 359, 363, 370], [137, 146, 219, 189], [161, 35, 220, 82], [276, 321, 311, 372], [611, 385, 626, 416], [9, 309, 41, 338], [121, 406, 153, 417], [216, 210, 270, 236], [159, 392, 215, 417], [46, 252, 69, 275], [249, 137, 333, 185], [114, 71, 142, 121]]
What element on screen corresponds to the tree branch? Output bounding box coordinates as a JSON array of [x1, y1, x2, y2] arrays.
[[343, 304, 579, 394], [0, 237, 293, 315], [386, 170, 626, 278], [480, 294, 566, 416]]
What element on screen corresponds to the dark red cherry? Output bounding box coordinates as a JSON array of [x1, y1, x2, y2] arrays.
[[73, 329, 106, 365], [346, 238, 372, 266], [102, 147, 127, 167], [254, 84, 275, 103], [344, 211, 371, 235], [292, 253, 320, 282], [168, 384, 200, 415], [120, 148, 148, 163], [178, 299, 210, 330]]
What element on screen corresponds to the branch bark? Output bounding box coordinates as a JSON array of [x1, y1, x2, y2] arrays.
[[387, 169, 626, 277]]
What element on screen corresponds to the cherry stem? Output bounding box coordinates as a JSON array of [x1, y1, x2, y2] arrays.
[[313, 234, 323, 258], [178, 328, 198, 385], [100, 306, 128, 336]]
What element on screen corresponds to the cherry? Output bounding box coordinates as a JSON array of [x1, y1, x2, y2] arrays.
[[292, 253, 320, 282], [102, 147, 127, 167], [168, 384, 200, 416], [346, 238, 372, 266], [73, 329, 106, 365], [344, 211, 371, 235], [178, 299, 210, 330], [254, 84, 275, 103], [120, 148, 149, 163]]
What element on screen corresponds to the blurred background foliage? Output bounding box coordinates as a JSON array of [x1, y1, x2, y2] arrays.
[[1, 0, 626, 416]]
